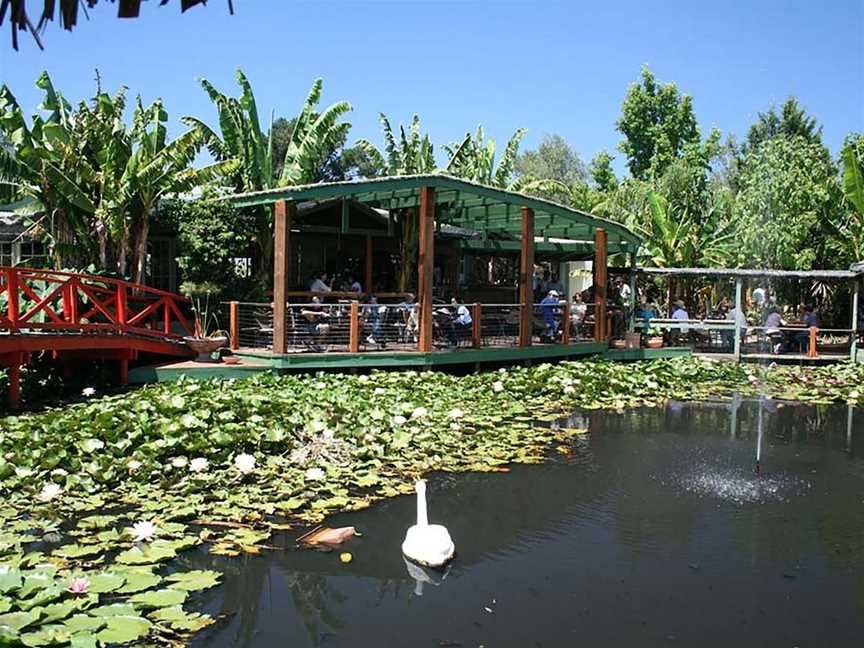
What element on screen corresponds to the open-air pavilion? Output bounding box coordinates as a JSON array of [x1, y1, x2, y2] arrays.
[[218, 174, 653, 370]]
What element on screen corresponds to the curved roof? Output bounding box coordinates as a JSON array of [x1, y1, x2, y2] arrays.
[[227, 174, 642, 255]]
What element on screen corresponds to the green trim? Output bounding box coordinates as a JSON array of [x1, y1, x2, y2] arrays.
[[603, 347, 692, 361], [226, 175, 641, 248], [128, 362, 275, 384]]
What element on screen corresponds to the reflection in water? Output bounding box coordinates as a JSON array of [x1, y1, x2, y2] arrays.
[[192, 399, 864, 648], [402, 557, 450, 596]]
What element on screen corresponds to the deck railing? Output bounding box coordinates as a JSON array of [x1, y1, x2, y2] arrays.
[[224, 300, 604, 354], [635, 317, 859, 360]]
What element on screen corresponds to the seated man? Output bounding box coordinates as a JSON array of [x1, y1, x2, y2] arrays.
[[309, 272, 332, 293], [764, 307, 786, 353], [447, 297, 472, 346], [539, 290, 561, 342], [794, 304, 819, 352], [364, 294, 386, 347], [299, 296, 330, 351]]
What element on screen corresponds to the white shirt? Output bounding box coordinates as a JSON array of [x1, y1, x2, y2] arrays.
[[350, 281, 362, 293], [456, 304, 472, 326]]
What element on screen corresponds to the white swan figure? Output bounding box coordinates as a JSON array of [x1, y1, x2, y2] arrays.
[[401, 480, 455, 569]]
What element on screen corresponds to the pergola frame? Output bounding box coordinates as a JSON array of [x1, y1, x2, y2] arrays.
[[227, 174, 642, 355]]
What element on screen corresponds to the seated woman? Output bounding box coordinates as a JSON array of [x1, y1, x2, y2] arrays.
[[299, 297, 331, 352], [570, 292, 588, 339], [446, 297, 473, 346], [764, 307, 786, 353], [364, 294, 386, 348]]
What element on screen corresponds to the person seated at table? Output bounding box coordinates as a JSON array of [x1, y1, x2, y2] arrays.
[[364, 294, 385, 347], [764, 306, 786, 353], [539, 290, 561, 342], [570, 292, 587, 337], [794, 303, 819, 352], [300, 296, 330, 351], [447, 297, 472, 346], [309, 272, 332, 293], [671, 300, 690, 321], [347, 275, 363, 294]]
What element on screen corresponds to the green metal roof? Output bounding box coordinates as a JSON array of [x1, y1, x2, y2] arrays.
[[227, 174, 642, 255]]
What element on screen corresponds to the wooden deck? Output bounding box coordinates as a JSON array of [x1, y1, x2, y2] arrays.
[[128, 343, 693, 383]]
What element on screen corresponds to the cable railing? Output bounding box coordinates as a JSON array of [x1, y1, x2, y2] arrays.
[[225, 300, 617, 354], [635, 317, 858, 359]]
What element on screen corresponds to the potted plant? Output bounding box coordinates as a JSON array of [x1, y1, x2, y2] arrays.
[[644, 326, 664, 349], [180, 281, 228, 362]]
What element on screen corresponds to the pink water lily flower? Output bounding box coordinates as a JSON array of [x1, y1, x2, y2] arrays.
[[68, 578, 89, 594]]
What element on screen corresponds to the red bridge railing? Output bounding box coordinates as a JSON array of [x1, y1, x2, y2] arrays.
[[0, 267, 193, 339]]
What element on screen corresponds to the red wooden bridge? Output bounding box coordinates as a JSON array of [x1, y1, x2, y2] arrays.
[[0, 267, 194, 408]]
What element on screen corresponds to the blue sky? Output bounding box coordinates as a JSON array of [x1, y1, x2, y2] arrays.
[[1, 0, 862, 174]]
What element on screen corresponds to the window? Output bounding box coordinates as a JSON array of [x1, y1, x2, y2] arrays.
[[17, 241, 47, 268], [0, 242, 13, 266]]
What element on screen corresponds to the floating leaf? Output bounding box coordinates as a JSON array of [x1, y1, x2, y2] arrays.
[[63, 614, 105, 633], [165, 570, 220, 592], [0, 567, 22, 594], [114, 569, 161, 594], [87, 603, 136, 618], [94, 616, 151, 644], [149, 605, 213, 632], [0, 610, 41, 632], [86, 572, 125, 594], [128, 588, 187, 609]]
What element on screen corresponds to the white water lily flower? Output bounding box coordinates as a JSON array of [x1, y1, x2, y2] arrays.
[[358, 375, 370, 383], [563, 386, 576, 395], [498, 367, 507, 374], [189, 457, 209, 473], [449, 422, 460, 431], [322, 428, 334, 440], [127, 459, 142, 473], [234, 453, 256, 475], [492, 381, 504, 393], [39, 482, 62, 502], [81, 387, 96, 397], [849, 390, 860, 400], [448, 408, 464, 419], [171, 457, 188, 469], [131, 520, 158, 543], [311, 420, 326, 433], [393, 415, 407, 426], [305, 467, 325, 481], [374, 387, 386, 395], [314, 381, 326, 389], [411, 406, 428, 419]]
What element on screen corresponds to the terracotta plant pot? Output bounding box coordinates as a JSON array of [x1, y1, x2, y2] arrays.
[[611, 339, 626, 350], [646, 337, 664, 349], [183, 336, 228, 362]]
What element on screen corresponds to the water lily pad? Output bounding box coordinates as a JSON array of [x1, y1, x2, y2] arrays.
[[165, 570, 220, 592], [0, 610, 41, 632], [86, 572, 125, 594], [52, 544, 104, 560], [149, 605, 213, 632], [87, 603, 136, 618], [39, 600, 80, 624], [94, 616, 151, 644], [0, 567, 22, 594], [114, 570, 161, 594], [128, 588, 187, 609], [63, 614, 105, 633], [20, 624, 71, 647]]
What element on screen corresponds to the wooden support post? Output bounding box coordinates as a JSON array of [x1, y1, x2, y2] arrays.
[[851, 280, 859, 361], [562, 301, 571, 345], [349, 300, 360, 353], [365, 234, 373, 294], [273, 200, 293, 355], [808, 327, 818, 358], [119, 355, 129, 386], [417, 186, 435, 353], [7, 268, 19, 330], [627, 252, 637, 333], [229, 301, 239, 350], [593, 228, 607, 343], [163, 297, 171, 334], [471, 303, 481, 348], [519, 207, 535, 347], [733, 278, 743, 362]]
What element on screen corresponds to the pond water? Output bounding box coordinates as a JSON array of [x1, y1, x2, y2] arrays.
[[189, 399, 864, 647]]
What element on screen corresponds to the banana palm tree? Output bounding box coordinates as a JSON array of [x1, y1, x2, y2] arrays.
[[444, 126, 566, 197], [183, 70, 352, 279], [831, 143, 864, 264], [125, 98, 236, 284], [355, 114, 437, 290]]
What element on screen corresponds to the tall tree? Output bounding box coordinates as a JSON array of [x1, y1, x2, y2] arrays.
[[184, 71, 352, 279], [735, 135, 840, 270], [829, 133, 864, 265], [745, 97, 823, 153], [588, 150, 618, 193], [616, 66, 708, 180], [513, 133, 587, 202]]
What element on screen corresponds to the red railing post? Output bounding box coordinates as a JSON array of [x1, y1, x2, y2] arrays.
[[808, 326, 818, 358], [7, 268, 19, 330], [163, 297, 171, 334], [67, 278, 78, 325], [116, 284, 128, 333]]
